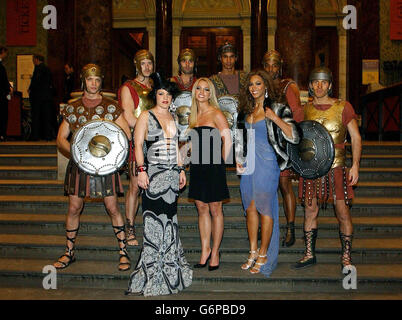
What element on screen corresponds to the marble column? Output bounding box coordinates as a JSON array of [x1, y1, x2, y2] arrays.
[[74, 0, 113, 90], [250, 0, 268, 70], [155, 0, 173, 76], [276, 0, 315, 89]]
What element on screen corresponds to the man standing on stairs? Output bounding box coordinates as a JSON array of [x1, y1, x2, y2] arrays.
[[209, 42, 247, 100], [118, 49, 154, 246], [292, 66, 362, 270], [263, 50, 304, 248], [54, 63, 132, 271], [170, 48, 198, 91]]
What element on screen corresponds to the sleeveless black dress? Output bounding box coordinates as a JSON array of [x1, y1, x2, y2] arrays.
[[188, 126, 230, 203]]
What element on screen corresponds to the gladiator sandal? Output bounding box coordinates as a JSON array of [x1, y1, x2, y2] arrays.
[[241, 249, 259, 270], [340, 232, 354, 269], [126, 218, 139, 246], [292, 229, 318, 269], [113, 225, 131, 272], [53, 227, 79, 269], [282, 222, 296, 247]]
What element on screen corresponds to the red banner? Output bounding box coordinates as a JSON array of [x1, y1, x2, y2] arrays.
[[390, 0, 402, 40], [6, 0, 37, 46]]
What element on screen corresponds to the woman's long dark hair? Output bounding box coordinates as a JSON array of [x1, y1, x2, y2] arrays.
[[239, 69, 285, 115]]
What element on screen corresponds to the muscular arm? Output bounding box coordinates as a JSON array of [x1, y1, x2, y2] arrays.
[[214, 110, 233, 164], [347, 118, 362, 186], [286, 83, 304, 123], [56, 119, 72, 158], [134, 111, 149, 189], [121, 85, 138, 129]]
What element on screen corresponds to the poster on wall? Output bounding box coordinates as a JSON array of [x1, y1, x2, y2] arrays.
[[390, 0, 402, 40], [6, 0, 37, 46], [362, 59, 379, 84], [17, 54, 34, 98]]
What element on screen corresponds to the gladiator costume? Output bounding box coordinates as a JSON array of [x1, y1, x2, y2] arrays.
[[62, 94, 125, 198], [294, 67, 357, 270], [117, 50, 154, 169], [299, 99, 357, 207], [171, 48, 198, 91], [263, 49, 303, 247], [209, 42, 247, 99]]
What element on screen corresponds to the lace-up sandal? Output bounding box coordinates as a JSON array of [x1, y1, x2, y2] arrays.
[[241, 249, 259, 270], [113, 225, 131, 271], [282, 222, 295, 247], [340, 232, 354, 270], [126, 219, 139, 246], [54, 227, 79, 269], [250, 254, 267, 274], [292, 229, 318, 269]]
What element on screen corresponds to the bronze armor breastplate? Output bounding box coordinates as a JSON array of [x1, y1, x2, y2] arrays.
[[304, 101, 347, 168], [130, 80, 153, 119]]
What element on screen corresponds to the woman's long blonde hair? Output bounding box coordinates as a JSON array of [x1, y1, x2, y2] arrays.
[[188, 77, 220, 129]]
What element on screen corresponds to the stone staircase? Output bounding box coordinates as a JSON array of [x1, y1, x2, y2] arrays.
[[0, 141, 401, 300]]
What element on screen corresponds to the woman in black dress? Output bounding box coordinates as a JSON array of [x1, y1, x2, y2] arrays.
[[126, 73, 192, 296], [187, 77, 232, 270]]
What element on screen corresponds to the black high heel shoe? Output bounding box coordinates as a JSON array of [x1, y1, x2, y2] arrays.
[[194, 251, 211, 268], [208, 252, 221, 271]]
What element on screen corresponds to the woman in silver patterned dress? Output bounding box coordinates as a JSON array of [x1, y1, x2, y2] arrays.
[[125, 73, 192, 296]]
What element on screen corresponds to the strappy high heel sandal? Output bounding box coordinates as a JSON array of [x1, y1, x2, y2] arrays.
[[250, 254, 267, 274], [54, 227, 79, 269], [113, 225, 131, 272], [282, 222, 295, 247], [126, 219, 139, 246], [241, 249, 259, 270]]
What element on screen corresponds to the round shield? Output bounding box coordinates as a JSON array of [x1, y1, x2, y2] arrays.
[[71, 119, 129, 176], [172, 91, 192, 141], [287, 120, 335, 179], [217, 95, 238, 140]]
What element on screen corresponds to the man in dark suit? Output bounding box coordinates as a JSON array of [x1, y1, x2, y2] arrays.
[[28, 54, 55, 141], [63, 62, 74, 103], [0, 46, 12, 141]]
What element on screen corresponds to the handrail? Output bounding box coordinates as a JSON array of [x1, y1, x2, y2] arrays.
[[359, 82, 402, 141]]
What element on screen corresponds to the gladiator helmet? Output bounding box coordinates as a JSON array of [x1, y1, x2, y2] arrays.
[[262, 50, 283, 78], [134, 49, 154, 77], [177, 48, 197, 75], [80, 63, 104, 92], [308, 66, 333, 96]]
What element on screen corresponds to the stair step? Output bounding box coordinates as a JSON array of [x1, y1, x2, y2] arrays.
[[0, 154, 57, 166], [0, 213, 401, 236], [0, 166, 57, 179], [0, 195, 401, 216], [0, 141, 57, 154], [0, 258, 400, 293]]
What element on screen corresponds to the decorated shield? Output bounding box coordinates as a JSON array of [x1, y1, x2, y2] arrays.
[[217, 95, 238, 140], [71, 119, 129, 176], [287, 120, 335, 179], [172, 91, 192, 141]]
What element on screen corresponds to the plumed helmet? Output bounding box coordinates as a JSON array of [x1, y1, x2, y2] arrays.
[[134, 50, 154, 76], [308, 66, 333, 96]]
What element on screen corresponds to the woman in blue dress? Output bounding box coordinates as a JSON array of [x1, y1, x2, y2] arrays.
[[237, 69, 299, 276]]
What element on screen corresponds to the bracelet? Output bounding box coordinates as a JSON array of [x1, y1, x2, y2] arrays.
[[177, 165, 185, 173], [135, 165, 147, 176]]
